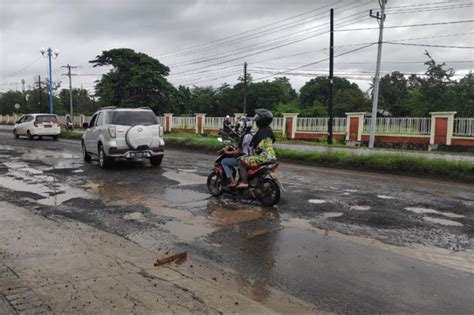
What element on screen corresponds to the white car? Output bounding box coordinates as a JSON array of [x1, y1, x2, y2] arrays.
[[13, 113, 61, 140]]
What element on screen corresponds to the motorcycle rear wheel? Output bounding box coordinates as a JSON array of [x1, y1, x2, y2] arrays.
[[207, 171, 224, 196], [258, 178, 280, 206]]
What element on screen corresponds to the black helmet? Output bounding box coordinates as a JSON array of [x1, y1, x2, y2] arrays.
[[253, 108, 273, 127]]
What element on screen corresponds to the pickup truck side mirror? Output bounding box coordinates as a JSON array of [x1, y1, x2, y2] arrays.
[[82, 122, 89, 129], [16, 120, 21, 124]]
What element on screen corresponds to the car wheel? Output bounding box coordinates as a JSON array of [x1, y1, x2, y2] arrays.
[[52, 135, 58, 141], [13, 129, 18, 139], [150, 156, 163, 167], [39, 136, 43, 140], [82, 142, 91, 162], [98, 144, 113, 169], [27, 130, 33, 140]]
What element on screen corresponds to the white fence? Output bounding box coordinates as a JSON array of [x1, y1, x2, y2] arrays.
[[363, 117, 431, 135], [172, 116, 196, 129], [454, 118, 474, 137], [270, 117, 283, 131], [296, 117, 346, 133], [205, 117, 226, 130], [157, 116, 164, 126]]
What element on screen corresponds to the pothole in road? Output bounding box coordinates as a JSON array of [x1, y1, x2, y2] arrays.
[[350, 205, 371, 211], [0, 161, 91, 206], [308, 199, 326, 204], [377, 195, 395, 200], [162, 169, 207, 186], [320, 212, 343, 219], [423, 216, 464, 227], [404, 207, 465, 219]]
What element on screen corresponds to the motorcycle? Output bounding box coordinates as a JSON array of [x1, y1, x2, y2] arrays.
[[65, 120, 74, 131], [206, 137, 282, 207]]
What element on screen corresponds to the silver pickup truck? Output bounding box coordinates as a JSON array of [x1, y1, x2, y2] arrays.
[[81, 107, 164, 169]]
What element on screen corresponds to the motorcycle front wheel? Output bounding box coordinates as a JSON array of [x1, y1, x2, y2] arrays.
[[258, 178, 280, 206], [207, 171, 224, 196]]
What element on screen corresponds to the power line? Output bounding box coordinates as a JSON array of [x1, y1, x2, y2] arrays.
[[158, 1, 344, 57], [253, 43, 375, 82], [165, 1, 369, 63], [169, 8, 371, 69], [384, 42, 474, 49], [337, 19, 474, 31], [6, 56, 42, 77]]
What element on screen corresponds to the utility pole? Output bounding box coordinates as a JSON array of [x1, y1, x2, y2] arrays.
[[62, 64, 77, 119], [368, 0, 387, 148], [37, 75, 43, 112], [328, 8, 334, 145], [21, 79, 26, 108], [40, 48, 59, 113], [243, 61, 248, 115]]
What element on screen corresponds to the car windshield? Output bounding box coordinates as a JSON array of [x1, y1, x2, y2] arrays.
[[110, 111, 158, 126], [36, 115, 58, 122]]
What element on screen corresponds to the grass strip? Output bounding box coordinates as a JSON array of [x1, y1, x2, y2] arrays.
[[165, 137, 474, 183]]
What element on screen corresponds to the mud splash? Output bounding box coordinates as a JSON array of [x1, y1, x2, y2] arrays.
[[281, 218, 474, 274]]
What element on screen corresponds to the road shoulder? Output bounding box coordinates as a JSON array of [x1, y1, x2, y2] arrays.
[[0, 201, 317, 314]]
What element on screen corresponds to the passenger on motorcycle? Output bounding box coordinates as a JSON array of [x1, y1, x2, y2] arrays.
[[221, 123, 253, 187], [223, 115, 232, 133], [237, 109, 276, 189]]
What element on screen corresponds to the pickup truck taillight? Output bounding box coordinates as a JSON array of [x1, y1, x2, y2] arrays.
[[108, 127, 116, 138]]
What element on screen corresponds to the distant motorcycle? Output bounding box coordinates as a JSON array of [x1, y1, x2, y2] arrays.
[[207, 137, 282, 206], [65, 120, 74, 131]]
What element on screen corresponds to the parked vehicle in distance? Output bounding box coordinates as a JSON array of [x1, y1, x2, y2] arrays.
[[13, 113, 61, 140], [81, 107, 165, 169]]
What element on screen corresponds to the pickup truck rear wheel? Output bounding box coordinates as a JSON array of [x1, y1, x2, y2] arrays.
[[150, 156, 163, 167]]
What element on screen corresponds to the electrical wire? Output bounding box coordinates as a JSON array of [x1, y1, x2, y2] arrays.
[[385, 42, 474, 49], [337, 20, 474, 31]]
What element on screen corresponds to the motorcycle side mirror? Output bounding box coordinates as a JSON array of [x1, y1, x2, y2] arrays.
[[217, 137, 223, 142]]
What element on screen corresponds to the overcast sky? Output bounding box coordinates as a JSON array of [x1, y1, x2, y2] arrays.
[[1, 0, 473, 95]]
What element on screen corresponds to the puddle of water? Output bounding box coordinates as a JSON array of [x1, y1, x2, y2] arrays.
[[308, 199, 326, 204], [345, 189, 358, 193], [350, 205, 371, 211], [162, 170, 207, 186], [377, 195, 395, 200], [405, 207, 465, 219], [423, 216, 463, 227], [177, 168, 198, 173], [321, 212, 343, 219], [162, 221, 214, 241], [281, 218, 474, 274], [208, 205, 267, 227], [0, 161, 91, 206]]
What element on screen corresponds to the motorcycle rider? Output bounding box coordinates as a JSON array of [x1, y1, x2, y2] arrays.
[[221, 120, 253, 187], [237, 109, 276, 189], [66, 115, 73, 131], [223, 115, 232, 133]]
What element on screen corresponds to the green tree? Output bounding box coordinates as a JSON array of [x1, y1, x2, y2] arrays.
[[90, 48, 176, 114], [299, 77, 370, 116], [0, 91, 24, 115], [59, 88, 98, 115], [379, 71, 410, 116]]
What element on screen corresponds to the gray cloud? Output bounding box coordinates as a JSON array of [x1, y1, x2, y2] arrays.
[[1, 0, 473, 94]]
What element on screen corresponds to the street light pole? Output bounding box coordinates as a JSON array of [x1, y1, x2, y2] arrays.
[[41, 48, 59, 114]]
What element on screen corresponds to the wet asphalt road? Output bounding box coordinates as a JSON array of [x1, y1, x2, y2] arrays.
[[0, 131, 473, 314]]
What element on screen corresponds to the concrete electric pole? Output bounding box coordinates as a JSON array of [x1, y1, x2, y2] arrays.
[[328, 8, 334, 145], [368, 0, 387, 148], [61, 64, 77, 119]]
